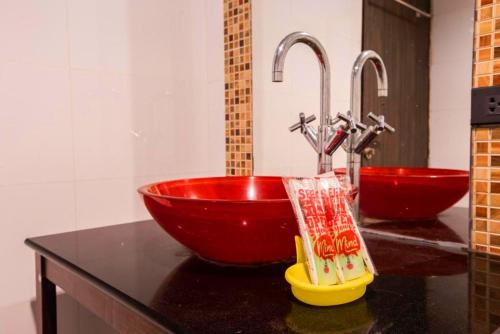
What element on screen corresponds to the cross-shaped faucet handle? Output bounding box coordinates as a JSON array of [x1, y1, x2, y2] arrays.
[[289, 113, 316, 133], [367, 112, 395, 133], [332, 112, 367, 132]]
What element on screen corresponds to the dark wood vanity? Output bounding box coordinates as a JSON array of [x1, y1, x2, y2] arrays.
[[25, 207, 483, 334]]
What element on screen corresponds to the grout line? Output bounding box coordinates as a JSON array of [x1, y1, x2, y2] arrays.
[[63, 0, 78, 231]]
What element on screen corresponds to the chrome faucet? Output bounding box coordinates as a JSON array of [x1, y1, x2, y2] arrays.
[[272, 35, 394, 220], [272, 32, 355, 174], [346, 50, 395, 220]]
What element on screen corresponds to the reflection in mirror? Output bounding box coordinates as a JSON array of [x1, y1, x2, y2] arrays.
[[251, 0, 473, 248]]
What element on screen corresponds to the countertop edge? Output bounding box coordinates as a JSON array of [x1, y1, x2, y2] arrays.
[[24, 238, 179, 334]]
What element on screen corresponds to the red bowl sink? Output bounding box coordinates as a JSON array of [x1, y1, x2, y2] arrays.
[[335, 167, 469, 220], [138, 177, 298, 265]]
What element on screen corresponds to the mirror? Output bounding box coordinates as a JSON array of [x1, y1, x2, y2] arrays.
[[230, 0, 474, 246]]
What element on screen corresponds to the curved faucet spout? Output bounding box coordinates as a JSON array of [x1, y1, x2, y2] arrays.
[[349, 50, 388, 124], [347, 50, 389, 221], [272, 31, 332, 174], [272, 32, 331, 126]]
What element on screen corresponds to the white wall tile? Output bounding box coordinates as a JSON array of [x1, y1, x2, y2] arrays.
[[71, 70, 134, 180], [429, 60, 472, 110], [429, 108, 470, 171], [330, 57, 358, 102], [429, 108, 470, 207], [290, 0, 328, 37], [0, 0, 68, 67], [205, 0, 224, 84], [0, 183, 76, 306], [430, 0, 474, 66], [429, 0, 473, 208], [325, 0, 363, 42], [0, 2, 224, 331], [71, 70, 186, 180], [0, 300, 36, 334], [66, 0, 106, 70], [432, 0, 474, 17], [207, 80, 226, 175], [75, 178, 148, 230], [0, 63, 73, 185], [431, 12, 474, 65], [253, 89, 318, 175], [67, 0, 173, 76], [252, 0, 294, 94]]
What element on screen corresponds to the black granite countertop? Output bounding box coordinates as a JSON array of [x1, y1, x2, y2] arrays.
[[24, 208, 494, 334]]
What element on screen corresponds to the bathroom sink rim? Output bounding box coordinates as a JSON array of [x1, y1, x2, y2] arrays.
[[335, 167, 469, 179], [138, 175, 291, 203]]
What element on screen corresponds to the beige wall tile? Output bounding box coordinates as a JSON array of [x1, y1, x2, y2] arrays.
[[474, 168, 490, 180], [476, 128, 491, 140], [475, 232, 489, 244], [491, 208, 500, 219], [490, 234, 500, 245], [476, 206, 489, 218], [476, 155, 490, 166], [477, 193, 489, 205], [491, 221, 500, 233], [476, 181, 489, 192], [476, 219, 488, 231], [492, 193, 500, 206]]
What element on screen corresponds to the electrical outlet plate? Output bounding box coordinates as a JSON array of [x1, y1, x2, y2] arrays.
[[472, 86, 500, 125], [487, 95, 500, 114]]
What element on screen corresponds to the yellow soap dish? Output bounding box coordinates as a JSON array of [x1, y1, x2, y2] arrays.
[[285, 236, 374, 307]]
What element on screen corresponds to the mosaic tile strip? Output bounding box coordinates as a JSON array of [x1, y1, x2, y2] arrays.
[[224, 0, 253, 176], [473, 0, 500, 88], [470, 127, 500, 253], [471, 0, 500, 255]]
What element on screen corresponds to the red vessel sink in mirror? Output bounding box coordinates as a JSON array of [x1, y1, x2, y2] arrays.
[[335, 167, 469, 220], [138, 177, 298, 265], [139, 168, 469, 264]]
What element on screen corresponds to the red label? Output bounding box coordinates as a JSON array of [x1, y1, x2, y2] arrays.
[[313, 234, 336, 260], [294, 178, 362, 259], [334, 230, 361, 256], [296, 186, 327, 239]]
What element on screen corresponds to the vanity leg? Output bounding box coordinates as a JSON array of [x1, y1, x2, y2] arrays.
[[35, 254, 57, 334]]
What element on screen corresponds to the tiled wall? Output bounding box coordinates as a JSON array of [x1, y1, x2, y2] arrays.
[[0, 1, 224, 332], [471, 253, 500, 333], [224, 0, 253, 176], [472, 0, 500, 253], [472, 128, 500, 254], [474, 0, 500, 87]]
